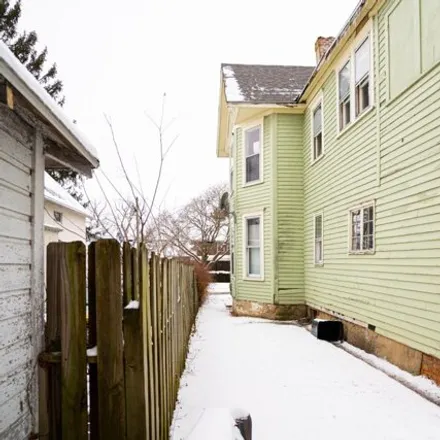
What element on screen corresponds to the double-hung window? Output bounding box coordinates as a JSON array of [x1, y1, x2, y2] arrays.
[[338, 34, 372, 131], [339, 61, 351, 130], [314, 214, 323, 264], [244, 126, 261, 184], [355, 38, 370, 116], [245, 216, 262, 277], [349, 203, 375, 253], [312, 103, 323, 161]]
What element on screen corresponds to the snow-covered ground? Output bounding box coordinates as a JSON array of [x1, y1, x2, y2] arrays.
[[171, 295, 440, 440]]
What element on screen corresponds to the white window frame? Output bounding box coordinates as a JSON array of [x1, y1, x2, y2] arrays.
[[348, 201, 375, 255], [243, 212, 264, 280], [310, 94, 324, 163], [336, 21, 374, 135], [242, 121, 263, 187], [313, 213, 324, 265]]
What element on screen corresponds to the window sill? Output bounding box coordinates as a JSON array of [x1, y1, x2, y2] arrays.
[[336, 105, 375, 140], [311, 153, 325, 166], [242, 179, 264, 188], [314, 262, 324, 267], [348, 250, 375, 256], [243, 275, 265, 282]]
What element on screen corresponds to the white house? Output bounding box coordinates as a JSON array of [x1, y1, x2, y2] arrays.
[[44, 171, 88, 245], [0, 40, 99, 439]]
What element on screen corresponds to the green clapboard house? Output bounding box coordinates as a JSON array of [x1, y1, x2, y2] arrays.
[[216, 0, 440, 383]]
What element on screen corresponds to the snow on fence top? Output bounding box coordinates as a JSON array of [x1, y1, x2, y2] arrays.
[[0, 41, 99, 164]]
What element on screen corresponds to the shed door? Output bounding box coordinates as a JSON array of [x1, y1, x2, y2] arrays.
[[0, 126, 34, 439]]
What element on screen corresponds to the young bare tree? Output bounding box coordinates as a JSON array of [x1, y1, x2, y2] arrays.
[[85, 94, 177, 247], [159, 183, 229, 266]]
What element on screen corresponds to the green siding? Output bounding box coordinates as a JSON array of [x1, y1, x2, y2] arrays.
[[275, 114, 305, 304], [303, 3, 440, 359], [233, 116, 274, 303]]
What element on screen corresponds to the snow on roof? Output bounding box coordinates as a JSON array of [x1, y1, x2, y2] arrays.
[[0, 41, 99, 165], [44, 172, 88, 216], [221, 63, 314, 105]]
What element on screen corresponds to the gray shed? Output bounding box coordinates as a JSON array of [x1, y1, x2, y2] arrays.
[[0, 41, 99, 439]]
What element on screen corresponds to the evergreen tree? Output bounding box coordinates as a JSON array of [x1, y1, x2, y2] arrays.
[[0, 0, 84, 205]]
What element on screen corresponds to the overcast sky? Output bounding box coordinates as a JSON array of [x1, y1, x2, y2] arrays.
[[20, 0, 359, 210]]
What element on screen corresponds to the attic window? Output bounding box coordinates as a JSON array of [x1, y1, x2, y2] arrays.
[[54, 211, 63, 223]]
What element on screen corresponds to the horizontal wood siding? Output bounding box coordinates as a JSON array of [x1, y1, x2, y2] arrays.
[[303, 6, 440, 359], [275, 114, 304, 304], [0, 108, 34, 439], [234, 116, 273, 303]]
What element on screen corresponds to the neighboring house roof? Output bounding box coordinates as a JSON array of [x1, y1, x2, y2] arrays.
[[221, 63, 315, 105], [44, 172, 88, 216], [0, 41, 99, 171]]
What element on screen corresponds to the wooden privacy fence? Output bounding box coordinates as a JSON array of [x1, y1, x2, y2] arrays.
[[38, 239, 199, 440]]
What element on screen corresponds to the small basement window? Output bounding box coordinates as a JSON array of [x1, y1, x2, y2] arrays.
[[350, 203, 374, 253], [54, 211, 63, 223]]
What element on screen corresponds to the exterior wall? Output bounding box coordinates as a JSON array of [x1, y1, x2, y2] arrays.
[[274, 114, 305, 304], [0, 106, 38, 439], [44, 200, 86, 243], [233, 115, 274, 303], [303, 4, 440, 360]]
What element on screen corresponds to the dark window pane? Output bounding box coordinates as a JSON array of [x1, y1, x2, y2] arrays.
[[246, 155, 260, 182]]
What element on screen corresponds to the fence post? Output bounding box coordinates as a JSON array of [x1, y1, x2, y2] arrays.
[[45, 243, 63, 440], [95, 239, 126, 440], [140, 244, 154, 440], [123, 242, 133, 306], [88, 242, 99, 440], [60, 242, 88, 440]]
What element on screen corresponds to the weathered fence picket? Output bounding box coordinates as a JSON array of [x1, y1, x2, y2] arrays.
[[39, 239, 199, 440]]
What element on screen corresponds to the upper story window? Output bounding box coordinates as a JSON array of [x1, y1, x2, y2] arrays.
[[355, 38, 370, 116], [338, 34, 372, 131], [312, 102, 323, 161], [349, 203, 374, 254], [339, 61, 351, 130], [244, 125, 261, 184]]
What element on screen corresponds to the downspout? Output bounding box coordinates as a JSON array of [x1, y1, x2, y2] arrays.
[[271, 115, 278, 305], [374, 14, 381, 187]]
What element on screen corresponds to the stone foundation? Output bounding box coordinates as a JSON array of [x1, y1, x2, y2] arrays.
[[314, 309, 440, 386], [232, 299, 307, 320]]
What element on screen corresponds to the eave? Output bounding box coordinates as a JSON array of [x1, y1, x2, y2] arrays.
[[217, 78, 306, 158], [0, 52, 99, 175], [299, 0, 384, 103]]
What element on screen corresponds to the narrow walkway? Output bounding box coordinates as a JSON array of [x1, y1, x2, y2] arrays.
[[171, 295, 440, 440]]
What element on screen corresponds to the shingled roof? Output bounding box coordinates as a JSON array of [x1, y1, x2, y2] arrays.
[[221, 63, 315, 105]]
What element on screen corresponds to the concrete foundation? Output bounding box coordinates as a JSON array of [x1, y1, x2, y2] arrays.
[[314, 309, 440, 386], [232, 299, 307, 320]]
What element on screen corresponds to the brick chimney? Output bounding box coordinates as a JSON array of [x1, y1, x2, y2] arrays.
[[315, 36, 335, 64]]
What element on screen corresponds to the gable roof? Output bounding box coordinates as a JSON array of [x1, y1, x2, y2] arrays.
[[221, 63, 315, 105], [0, 41, 99, 172], [44, 172, 88, 216]]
